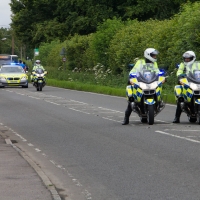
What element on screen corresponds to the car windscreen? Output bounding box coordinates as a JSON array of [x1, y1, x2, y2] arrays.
[[0, 66, 24, 73]]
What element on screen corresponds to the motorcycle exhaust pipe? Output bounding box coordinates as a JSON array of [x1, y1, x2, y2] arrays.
[[131, 102, 143, 116], [131, 102, 136, 111]]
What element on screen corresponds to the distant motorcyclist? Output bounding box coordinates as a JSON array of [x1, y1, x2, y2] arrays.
[[173, 51, 200, 123], [32, 60, 45, 71], [122, 48, 160, 125], [31, 60, 46, 82]]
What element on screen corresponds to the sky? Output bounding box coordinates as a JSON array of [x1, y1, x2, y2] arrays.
[[0, 0, 12, 28]]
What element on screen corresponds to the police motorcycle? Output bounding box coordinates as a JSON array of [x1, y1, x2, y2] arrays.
[[126, 65, 166, 125], [174, 69, 200, 124], [32, 68, 47, 91]]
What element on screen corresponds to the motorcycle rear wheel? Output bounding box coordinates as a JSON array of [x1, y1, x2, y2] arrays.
[[147, 105, 154, 125]]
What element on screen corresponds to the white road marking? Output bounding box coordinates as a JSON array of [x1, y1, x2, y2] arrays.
[[69, 108, 90, 114], [156, 130, 200, 143], [64, 103, 87, 106], [5, 90, 13, 92], [155, 119, 169, 123], [35, 148, 41, 152], [15, 133, 27, 141], [98, 107, 123, 113], [45, 101, 60, 105], [50, 160, 56, 165], [70, 100, 88, 104], [164, 129, 199, 132], [102, 117, 122, 123], [29, 96, 40, 99], [16, 93, 25, 95]]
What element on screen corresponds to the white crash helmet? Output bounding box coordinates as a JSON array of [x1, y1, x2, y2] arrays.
[[183, 51, 196, 66], [144, 48, 159, 63], [35, 60, 41, 65]]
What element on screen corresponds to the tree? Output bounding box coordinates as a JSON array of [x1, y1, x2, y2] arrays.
[[10, 0, 199, 49]]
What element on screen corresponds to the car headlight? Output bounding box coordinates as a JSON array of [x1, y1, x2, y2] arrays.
[[0, 77, 6, 81], [21, 76, 27, 80]]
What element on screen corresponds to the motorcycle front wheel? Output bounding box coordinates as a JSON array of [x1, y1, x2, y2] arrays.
[[198, 105, 200, 125], [38, 82, 43, 91], [147, 105, 154, 125]]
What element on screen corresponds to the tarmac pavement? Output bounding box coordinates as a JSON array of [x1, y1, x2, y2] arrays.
[[0, 134, 61, 200]]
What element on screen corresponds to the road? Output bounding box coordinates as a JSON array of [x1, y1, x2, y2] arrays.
[[0, 85, 200, 200]]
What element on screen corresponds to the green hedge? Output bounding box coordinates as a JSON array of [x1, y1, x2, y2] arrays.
[[36, 2, 200, 96]]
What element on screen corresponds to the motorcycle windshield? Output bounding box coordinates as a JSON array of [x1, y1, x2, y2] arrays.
[[133, 64, 159, 83], [187, 70, 200, 83], [35, 68, 44, 74]]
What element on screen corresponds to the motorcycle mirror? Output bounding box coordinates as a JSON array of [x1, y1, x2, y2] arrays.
[[159, 69, 166, 76], [129, 73, 137, 78], [176, 63, 180, 68], [128, 64, 134, 71]]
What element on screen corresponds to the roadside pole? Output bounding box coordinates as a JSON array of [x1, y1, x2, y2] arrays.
[[60, 47, 67, 70]]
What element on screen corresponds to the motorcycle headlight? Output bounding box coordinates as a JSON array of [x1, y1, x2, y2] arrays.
[[21, 76, 27, 80], [36, 74, 44, 77]]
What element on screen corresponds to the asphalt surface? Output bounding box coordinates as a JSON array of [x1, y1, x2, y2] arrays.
[[1, 85, 200, 200], [0, 125, 59, 200]]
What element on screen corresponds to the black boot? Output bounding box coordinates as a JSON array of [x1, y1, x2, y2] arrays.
[[122, 117, 129, 125], [173, 117, 180, 123], [122, 103, 132, 125], [173, 103, 182, 123]]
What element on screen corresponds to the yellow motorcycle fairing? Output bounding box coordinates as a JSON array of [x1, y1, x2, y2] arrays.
[[180, 77, 193, 103], [174, 78, 193, 102], [126, 77, 143, 102], [174, 85, 183, 98], [156, 77, 164, 102], [126, 84, 143, 102]]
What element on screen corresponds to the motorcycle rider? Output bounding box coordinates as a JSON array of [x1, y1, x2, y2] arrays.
[[122, 48, 160, 125], [173, 50, 200, 123], [31, 60, 46, 82]]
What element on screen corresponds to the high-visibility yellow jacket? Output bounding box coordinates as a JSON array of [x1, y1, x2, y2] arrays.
[[129, 59, 159, 75], [177, 61, 200, 77]]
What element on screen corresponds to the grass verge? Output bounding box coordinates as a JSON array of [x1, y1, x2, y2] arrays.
[[47, 79, 176, 104]]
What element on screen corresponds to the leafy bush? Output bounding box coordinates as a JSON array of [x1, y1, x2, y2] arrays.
[[65, 34, 92, 70], [89, 18, 124, 68]]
